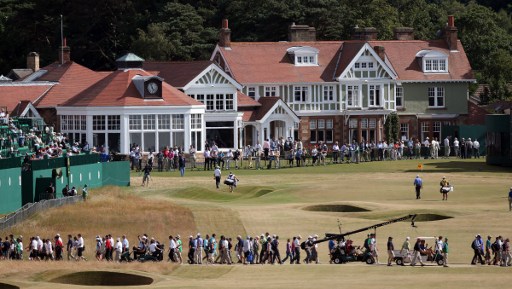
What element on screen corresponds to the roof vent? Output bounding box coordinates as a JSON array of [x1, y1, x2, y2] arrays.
[[116, 53, 145, 70]]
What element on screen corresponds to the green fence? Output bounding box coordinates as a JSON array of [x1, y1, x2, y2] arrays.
[[1, 154, 130, 214], [0, 157, 22, 213]]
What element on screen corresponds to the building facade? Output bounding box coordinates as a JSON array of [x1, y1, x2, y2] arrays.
[[211, 17, 474, 147]]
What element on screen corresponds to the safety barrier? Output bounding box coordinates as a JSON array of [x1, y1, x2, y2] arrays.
[[0, 195, 83, 231]]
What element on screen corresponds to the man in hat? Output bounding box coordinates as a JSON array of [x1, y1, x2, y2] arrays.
[[387, 236, 395, 266], [213, 166, 221, 189], [471, 234, 484, 265], [413, 175, 423, 199]]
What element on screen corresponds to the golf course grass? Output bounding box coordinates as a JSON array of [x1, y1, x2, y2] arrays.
[[1, 158, 511, 288]]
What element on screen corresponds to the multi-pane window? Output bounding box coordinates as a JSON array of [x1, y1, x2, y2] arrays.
[[206, 94, 214, 110], [310, 119, 333, 143], [158, 114, 171, 130], [421, 122, 430, 141], [129, 115, 142, 130], [347, 85, 359, 107], [195, 94, 205, 104], [215, 95, 224, 110], [93, 115, 105, 130], [424, 59, 447, 72], [396, 86, 403, 107], [355, 62, 375, 70], [226, 94, 234, 110], [323, 86, 334, 101], [433, 121, 441, 139], [428, 87, 445, 107], [248, 87, 256, 99], [191, 114, 202, 129], [265, 86, 278, 97], [369, 85, 381, 106], [143, 115, 155, 130], [61, 115, 86, 131], [172, 114, 184, 130], [108, 115, 120, 130], [400, 123, 409, 140], [294, 86, 308, 102]]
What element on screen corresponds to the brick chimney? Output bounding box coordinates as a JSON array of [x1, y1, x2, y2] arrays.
[[219, 19, 231, 48], [374, 46, 386, 61], [393, 27, 414, 40], [444, 15, 458, 51], [27, 52, 40, 72], [59, 38, 71, 64], [288, 23, 316, 42], [352, 27, 378, 41]]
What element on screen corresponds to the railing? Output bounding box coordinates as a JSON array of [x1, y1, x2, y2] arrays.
[[0, 195, 83, 231]]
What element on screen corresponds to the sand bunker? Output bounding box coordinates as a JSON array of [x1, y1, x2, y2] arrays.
[[414, 213, 452, 222], [0, 283, 20, 289], [50, 271, 153, 286], [303, 204, 370, 212]]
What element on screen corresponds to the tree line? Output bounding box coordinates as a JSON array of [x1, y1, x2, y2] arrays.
[[0, 0, 511, 102]]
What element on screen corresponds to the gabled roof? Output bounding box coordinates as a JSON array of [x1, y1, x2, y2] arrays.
[[215, 41, 343, 83], [143, 61, 213, 88], [60, 69, 203, 107], [237, 91, 261, 107], [10, 100, 41, 118], [33, 61, 108, 107], [336, 42, 397, 80], [7, 69, 33, 81], [215, 39, 473, 84], [0, 84, 54, 113], [244, 96, 298, 123], [368, 40, 473, 81]]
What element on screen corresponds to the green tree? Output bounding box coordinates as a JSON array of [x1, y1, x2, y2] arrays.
[[482, 49, 512, 101], [131, 23, 174, 61], [384, 113, 400, 143]]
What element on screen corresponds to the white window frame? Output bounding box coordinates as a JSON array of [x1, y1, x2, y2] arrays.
[[247, 87, 256, 99], [428, 87, 445, 108], [368, 85, 382, 107], [423, 58, 448, 73], [400, 123, 409, 140], [346, 85, 360, 107], [264, 86, 278, 97], [293, 86, 309, 102], [396, 86, 403, 108], [323, 85, 335, 102]]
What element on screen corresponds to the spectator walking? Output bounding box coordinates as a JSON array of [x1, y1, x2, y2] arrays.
[[442, 238, 449, 267], [471, 234, 484, 265], [213, 166, 221, 189], [387, 236, 394, 266], [508, 187, 512, 211], [178, 153, 186, 177]]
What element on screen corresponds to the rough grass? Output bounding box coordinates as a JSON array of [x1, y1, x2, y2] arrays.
[[2, 158, 512, 289]]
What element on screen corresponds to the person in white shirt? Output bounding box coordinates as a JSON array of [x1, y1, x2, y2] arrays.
[[453, 137, 460, 157], [213, 166, 222, 189], [115, 238, 122, 262], [148, 238, 162, 259], [45, 239, 54, 260], [30, 237, 38, 260], [436, 236, 444, 254], [226, 149, 233, 170], [473, 139, 480, 158], [77, 234, 87, 261], [122, 235, 129, 253], [443, 136, 450, 158], [168, 235, 177, 262]]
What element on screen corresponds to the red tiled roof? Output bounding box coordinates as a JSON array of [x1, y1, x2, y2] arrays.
[[237, 91, 260, 107], [60, 69, 202, 107], [242, 110, 255, 122], [10, 100, 31, 117], [143, 61, 213, 88], [368, 40, 474, 81], [0, 84, 53, 113], [219, 39, 473, 83], [220, 42, 342, 83], [35, 61, 108, 107]]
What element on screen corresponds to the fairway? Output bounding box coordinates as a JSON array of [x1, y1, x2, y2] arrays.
[[1, 158, 512, 289]]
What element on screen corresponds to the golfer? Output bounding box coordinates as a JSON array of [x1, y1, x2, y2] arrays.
[[413, 175, 423, 199]]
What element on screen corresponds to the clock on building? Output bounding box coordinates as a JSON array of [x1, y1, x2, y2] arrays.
[[147, 81, 159, 94]]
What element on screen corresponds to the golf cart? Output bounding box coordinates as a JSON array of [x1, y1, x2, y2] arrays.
[[302, 214, 417, 265], [394, 237, 444, 266]]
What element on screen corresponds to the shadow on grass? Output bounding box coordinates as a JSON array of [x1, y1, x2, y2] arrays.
[[172, 186, 275, 202], [50, 271, 153, 286], [405, 160, 512, 173]]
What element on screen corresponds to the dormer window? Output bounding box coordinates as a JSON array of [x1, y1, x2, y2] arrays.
[[132, 75, 164, 99], [416, 50, 448, 73], [287, 46, 319, 66]]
